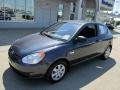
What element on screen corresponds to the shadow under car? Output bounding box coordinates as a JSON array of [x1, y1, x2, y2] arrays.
[[3, 57, 116, 90]]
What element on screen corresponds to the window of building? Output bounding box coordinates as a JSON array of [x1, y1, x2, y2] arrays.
[[4, 0, 15, 21], [0, 0, 34, 21], [0, 0, 4, 20], [26, 0, 34, 21], [16, 0, 26, 21], [0, 0, 3, 10]]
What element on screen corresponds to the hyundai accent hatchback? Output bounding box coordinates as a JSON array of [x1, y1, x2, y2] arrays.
[[8, 20, 113, 83]]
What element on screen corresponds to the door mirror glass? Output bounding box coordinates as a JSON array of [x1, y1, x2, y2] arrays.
[[75, 36, 87, 43]]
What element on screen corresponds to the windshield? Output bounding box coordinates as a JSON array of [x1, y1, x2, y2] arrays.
[[42, 22, 80, 41]]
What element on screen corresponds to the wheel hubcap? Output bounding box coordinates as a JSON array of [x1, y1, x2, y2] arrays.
[[105, 47, 111, 58], [51, 64, 65, 81]]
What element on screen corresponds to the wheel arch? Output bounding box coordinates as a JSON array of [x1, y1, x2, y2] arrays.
[[47, 58, 70, 73]]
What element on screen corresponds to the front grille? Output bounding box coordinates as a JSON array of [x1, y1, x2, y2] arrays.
[[8, 47, 19, 62]]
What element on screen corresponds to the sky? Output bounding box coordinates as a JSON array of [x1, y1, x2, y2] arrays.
[[113, 0, 120, 14]]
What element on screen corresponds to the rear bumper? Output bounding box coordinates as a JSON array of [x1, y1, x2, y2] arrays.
[[9, 58, 49, 78]]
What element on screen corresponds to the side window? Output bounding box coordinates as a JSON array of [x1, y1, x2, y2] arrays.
[[98, 25, 108, 35], [79, 24, 97, 38]]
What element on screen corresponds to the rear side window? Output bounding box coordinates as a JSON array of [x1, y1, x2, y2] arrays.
[[98, 25, 108, 35]]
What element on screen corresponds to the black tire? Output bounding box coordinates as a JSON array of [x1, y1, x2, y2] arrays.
[[101, 46, 112, 60], [46, 60, 67, 83]]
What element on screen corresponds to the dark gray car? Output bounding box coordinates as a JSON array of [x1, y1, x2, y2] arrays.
[[8, 20, 113, 83]]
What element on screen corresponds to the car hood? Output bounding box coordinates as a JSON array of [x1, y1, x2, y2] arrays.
[[11, 33, 64, 56]]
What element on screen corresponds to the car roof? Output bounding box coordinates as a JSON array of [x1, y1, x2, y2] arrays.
[[62, 20, 95, 24], [61, 20, 102, 25]]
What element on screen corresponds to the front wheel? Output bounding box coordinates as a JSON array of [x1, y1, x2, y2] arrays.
[[46, 61, 67, 83]]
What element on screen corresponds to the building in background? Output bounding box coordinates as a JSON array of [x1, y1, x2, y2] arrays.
[[113, 0, 120, 15], [96, 0, 115, 23], [112, 0, 120, 26], [0, 0, 100, 29]]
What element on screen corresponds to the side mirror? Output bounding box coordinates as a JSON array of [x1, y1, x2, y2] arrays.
[[75, 36, 87, 43]]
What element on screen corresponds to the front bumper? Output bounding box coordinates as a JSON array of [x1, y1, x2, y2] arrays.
[[9, 58, 48, 78]]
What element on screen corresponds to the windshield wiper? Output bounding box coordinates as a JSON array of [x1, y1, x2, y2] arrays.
[[42, 32, 53, 38], [41, 32, 66, 41]]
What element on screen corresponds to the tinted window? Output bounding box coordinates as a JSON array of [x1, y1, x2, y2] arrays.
[[98, 25, 107, 35], [79, 24, 97, 38]]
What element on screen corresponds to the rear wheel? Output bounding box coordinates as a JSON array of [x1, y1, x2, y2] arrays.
[[46, 61, 67, 83], [102, 46, 111, 60]]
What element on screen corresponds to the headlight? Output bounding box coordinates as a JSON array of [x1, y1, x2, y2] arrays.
[[22, 52, 45, 64]]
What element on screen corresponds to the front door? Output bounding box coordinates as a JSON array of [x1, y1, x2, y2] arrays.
[[68, 24, 98, 63], [41, 1, 58, 27], [62, 1, 76, 20], [69, 2, 76, 20]]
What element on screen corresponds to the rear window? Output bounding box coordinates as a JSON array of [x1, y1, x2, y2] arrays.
[[98, 25, 108, 35]]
